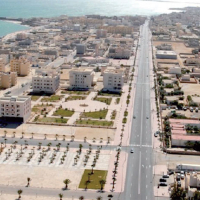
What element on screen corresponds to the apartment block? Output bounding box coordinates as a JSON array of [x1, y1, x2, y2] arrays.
[[103, 68, 124, 92], [0, 96, 31, 122], [32, 71, 60, 94], [96, 29, 107, 38], [108, 45, 131, 59], [0, 58, 5, 72], [10, 57, 30, 76], [76, 44, 86, 54], [0, 72, 17, 89], [69, 68, 95, 89]]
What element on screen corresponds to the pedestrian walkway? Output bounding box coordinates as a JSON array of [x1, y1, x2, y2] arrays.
[[67, 112, 80, 125]]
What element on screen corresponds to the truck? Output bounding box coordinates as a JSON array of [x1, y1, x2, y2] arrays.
[[176, 164, 200, 171]]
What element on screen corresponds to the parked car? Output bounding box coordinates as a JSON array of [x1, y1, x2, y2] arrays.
[[181, 174, 185, 179], [177, 181, 181, 187], [168, 170, 174, 175], [159, 178, 167, 182], [130, 148, 134, 153], [163, 175, 169, 178]]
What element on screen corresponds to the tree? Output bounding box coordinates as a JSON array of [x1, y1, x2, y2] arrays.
[[170, 184, 186, 200], [17, 189, 23, 199], [63, 179, 71, 190], [79, 144, 83, 153], [85, 180, 89, 190], [99, 179, 106, 191], [108, 194, 113, 200], [191, 190, 200, 200], [27, 177, 31, 187], [58, 193, 63, 200], [79, 196, 84, 200], [97, 196, 102, 200]]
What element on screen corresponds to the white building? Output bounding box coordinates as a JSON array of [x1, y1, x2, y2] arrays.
[[168, 66, 181, 74], [0, 96, 31, 122], [69, 68, 95, 89], [32, 71, 60, 94], [103, 68, 124, 92], [156, 51, 177, 59]]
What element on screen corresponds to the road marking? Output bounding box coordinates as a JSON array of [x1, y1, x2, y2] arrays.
[[129, 144, 152, 148], [130, 194, 131, 198], [138, 151, 141, 194], [146, 185, 148, 188]]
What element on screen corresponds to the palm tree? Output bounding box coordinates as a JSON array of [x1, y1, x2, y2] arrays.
[[27, 177, 31, 187], [71, 135, 75, 141], [31, 132, 34, 139], [4, 130, 7, 138], [44, 134, 47, 140], [63, 135, 66, 141], [21, 132, 24, 139], [107, 137, 110, 144], [13, 131, 16, 138], [79, 144, 83, 153], [85, 180, 89, 190], [79, 196, 84, 200], [63, 179, 71, 190], [97, 196, 102, 200], [58, 193, 63, 200], [91, 164, 95, 174], [99, 179, 106, 191], [17, 189, 23, 199], [55, 134, 58, 141], [108, 194, 113, 200]]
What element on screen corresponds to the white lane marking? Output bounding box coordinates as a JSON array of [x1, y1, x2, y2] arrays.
[[146, 185, 148, 188], [138, 151, 142, 194], [130, 194, 131, 198]]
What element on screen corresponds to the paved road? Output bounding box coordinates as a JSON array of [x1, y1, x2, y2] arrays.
[[122, 20, 154, 200]]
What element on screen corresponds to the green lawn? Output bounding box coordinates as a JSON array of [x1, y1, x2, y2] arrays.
[[79, 169, 107, 190], [53, 109, 74, 117], [31, 96, 41, 101], [61, 90, 90, 95], [32, 107, 40, 113], [94, 97, 112, 105], [98, 91, 121, 97], [35, 117, 68, 124], [41, 95, 64, 102], [115, 98, 120, 104], [81, 109, 108, 119], [66, 95, 86, 101], [76, 119, 113, 127]]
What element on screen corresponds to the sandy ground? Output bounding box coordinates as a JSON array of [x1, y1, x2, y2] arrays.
[[0, 146, 111, 190], [0, 194, 82, 200]]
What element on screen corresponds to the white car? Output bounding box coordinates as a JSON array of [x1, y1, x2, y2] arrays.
[[130, 148, 134, 153]]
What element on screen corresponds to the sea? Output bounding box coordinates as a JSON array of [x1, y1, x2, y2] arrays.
[[0, 0, 200, 37]]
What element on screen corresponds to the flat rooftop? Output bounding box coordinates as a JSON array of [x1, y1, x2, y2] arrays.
[[0, 96, 30, 102], [156, 50, 177, 55]]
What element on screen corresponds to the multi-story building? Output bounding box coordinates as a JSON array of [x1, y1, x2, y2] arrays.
[[76, 44, 86, 54], [103, 68, 124, 92], [108, 45, 131, 59], [0, 58, 5, 72], [69, 68, 95, 89], [0, 96, 31, 122], [0, 72, 17, 89], [96, 29, 107, 38], [32, 71, 60, 94], [10, 57, 30, 76]]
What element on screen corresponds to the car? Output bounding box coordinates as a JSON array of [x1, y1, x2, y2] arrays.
[[130, 148, 134, 153], [181, 174, 184, 179], [154, 132, 158, 137], [159, 178, 167, 182], [133, 116, 136, 119], [163, 175, 169, 178], [168, 171, 174, 175], [159, 183, 167, 186], [146, 117, 149, 119], [177, 181, 181, 186], [176, 177, 181, 181]]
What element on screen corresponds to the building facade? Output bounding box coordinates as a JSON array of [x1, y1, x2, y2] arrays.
[[0, 96, 31, 122], [69, 68, 95, 89], [10, 57, 30, 76], [103, 68, 124, 92], [0, 72, 17, 89], [32, 71, 60, 93], [0, 58, 5, 72]]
